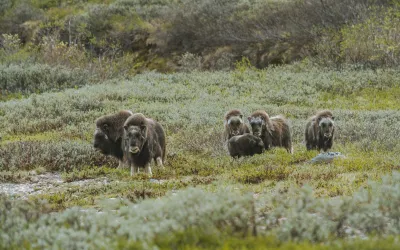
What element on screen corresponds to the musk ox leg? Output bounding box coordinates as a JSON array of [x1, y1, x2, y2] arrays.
[[130, 164, 136, 176], [145, 164, 153, 177], [156, 157, 164, 168], [118, 160, 127, 169]]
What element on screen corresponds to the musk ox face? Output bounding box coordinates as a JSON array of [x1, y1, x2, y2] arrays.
[[248, 116, 264, 137], [253, 136, 265, 154], [124, 125, 147, 155], [93, 123, 113, 155], [227, 116, 243, 136], [319, 117, 334, 138]]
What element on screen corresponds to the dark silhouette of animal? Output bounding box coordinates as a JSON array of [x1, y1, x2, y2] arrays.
[[93, 110, 133, 168], [224, 109, 250, 141], [248, 110, 293, 153], [123, 113, 166, 176], [305, 110, 335, 152], [228, 134, 265, 158]]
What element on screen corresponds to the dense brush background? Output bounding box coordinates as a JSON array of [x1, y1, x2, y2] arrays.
[[0, 0, 400, 249]]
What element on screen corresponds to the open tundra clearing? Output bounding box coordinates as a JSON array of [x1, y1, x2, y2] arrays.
[[1, 64, 400, 249]]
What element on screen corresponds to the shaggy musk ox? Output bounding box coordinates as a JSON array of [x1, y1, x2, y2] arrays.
[[228, 134, 265, 158], [123, 113, 166, 176], [248, 110, 293, 153], [223, 109, 250, 141], [93, 110, 133, 168], [305, 110, 335, 152]]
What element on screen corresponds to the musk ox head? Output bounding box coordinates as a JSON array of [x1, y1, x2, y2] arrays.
[[124, 125, 146, 155], [318, 116, 335, 139], [123, 114, 148, 155], [93, 110, 133, 157], [93, 122, 114, 155], [248, 116, 265, 137], [226, 115, 244, 136], [252, 135, 265, 154]]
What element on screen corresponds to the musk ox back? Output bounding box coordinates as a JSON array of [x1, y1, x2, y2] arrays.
[[123, 113, 166, 176], [224, 109, 250, 141], [228, 134, 265, 158], [248, 110, 293, 153], [93, 110, 133, 167], [305, 110, 335, 152]]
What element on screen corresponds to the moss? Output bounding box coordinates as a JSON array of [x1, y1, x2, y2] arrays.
[[61, 166, 126, 182], [320, 87, 400, 110]]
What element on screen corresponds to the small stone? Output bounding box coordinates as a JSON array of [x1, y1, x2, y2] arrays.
[[310, 152, 345, 164]]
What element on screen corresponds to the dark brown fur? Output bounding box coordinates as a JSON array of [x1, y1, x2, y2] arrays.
[[248, 110, 293, 153], [305, 110, 335, 152], [123, 113, 166, 176], [223, 109, 250, 141], [93, 110, 133, 164], [228, 134, 265, 158]]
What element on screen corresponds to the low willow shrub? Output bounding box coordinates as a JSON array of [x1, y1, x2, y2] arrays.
[[1, 173, 400, 249], [0, 64, 93, 97], [0, 140, 114, 172], [0, 68, 399, 153], [0, 188, 253, 249], [259, 172, 400, 242]]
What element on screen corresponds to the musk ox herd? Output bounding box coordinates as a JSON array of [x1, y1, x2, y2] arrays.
[[93, 109, 335, 176]]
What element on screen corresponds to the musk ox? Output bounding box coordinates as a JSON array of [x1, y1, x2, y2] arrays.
[[248, 110, 293, 153], [223, 109, 250, 141], [93, 110, 133, 168], [305, 110, 335, 152], [123, 113, 166, 176], [228, 134, 265, 158]]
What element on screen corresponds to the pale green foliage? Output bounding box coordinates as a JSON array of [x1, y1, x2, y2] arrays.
[[0, 63, 92, 97], [178, 52, 202, 72], [259, 172, 400, 242], [2, 174, 400, 248], [314, 7, 400, 68], [0, 34, 21, 56], [0, 188, 253, 249], [0, 66, 399, 151], [0, 140, 112, 172]]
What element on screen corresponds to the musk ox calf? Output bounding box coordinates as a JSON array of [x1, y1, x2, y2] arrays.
[[228, 134, 265, 158], [223, 109, 250, 141], [93, 110, 133, 168], [305, 110, 335, 152], [248, 110, 293, 153], [123, 113, 166, 176]]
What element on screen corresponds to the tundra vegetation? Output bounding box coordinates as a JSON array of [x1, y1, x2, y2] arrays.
[[1, 0, 400, 249]]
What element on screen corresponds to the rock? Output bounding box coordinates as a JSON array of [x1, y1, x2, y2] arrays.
[[310, 152, 345, 164]]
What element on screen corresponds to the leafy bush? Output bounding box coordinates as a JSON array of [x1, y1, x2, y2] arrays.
[[0, 140, 113, 172], [0, 1, 44, 42], [1, 0, 398, 70], [0, 188, 253, 249], [260, 172, 400, 242], [2, 173, 400, 248], [314, 6, 400, 68], [0, 63, 93, 98], [0, 66, 398, 151]]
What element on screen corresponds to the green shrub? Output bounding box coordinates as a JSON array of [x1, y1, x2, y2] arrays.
[[259, 172, 400, 242], [314, 6, 400, 68], [1, 67, 398, 151], [0, 140, 113, 172], [0, 63, 93, 98], [2, 173, 400, 248]]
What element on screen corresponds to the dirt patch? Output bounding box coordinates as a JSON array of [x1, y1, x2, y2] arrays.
[[0, 172, 109, 199]]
